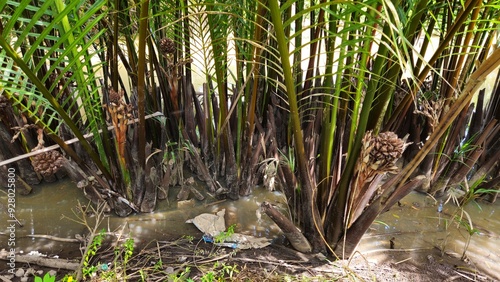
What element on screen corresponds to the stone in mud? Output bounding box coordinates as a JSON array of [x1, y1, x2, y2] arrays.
[[15, 268, 24, 277]]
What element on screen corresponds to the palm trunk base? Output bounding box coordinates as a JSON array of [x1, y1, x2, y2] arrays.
[[261, 201, 312, 253]]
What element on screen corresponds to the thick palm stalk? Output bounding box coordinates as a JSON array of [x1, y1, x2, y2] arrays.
[[137, 0, 149, 170], [241, 0, 267, 194], [244, 0, 265, 163], [317, 3, 339, 218], [206, 2, 238, 197], [268, 0, 323, 250], [317, 3, 356, 221], [327, 2, 380, 246]]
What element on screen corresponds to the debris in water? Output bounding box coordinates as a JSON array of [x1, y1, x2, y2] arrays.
[[186, 209, 271, 249]]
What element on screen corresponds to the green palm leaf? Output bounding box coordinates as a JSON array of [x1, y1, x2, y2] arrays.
[[0, 0, 112, 180]]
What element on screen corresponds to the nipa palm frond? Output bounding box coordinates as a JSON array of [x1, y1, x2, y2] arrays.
[[0, 0, 111, 175]]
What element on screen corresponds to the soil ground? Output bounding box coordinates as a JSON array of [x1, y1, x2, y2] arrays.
[[1, 237, 497, 282]]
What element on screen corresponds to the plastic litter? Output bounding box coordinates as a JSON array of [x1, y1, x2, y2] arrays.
[[187, 209, 271, 249]]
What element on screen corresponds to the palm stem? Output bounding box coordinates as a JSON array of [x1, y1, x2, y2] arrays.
[[268, 0, 323, 249], [137, 0, 149, 171], [330, 2, 379, 246]]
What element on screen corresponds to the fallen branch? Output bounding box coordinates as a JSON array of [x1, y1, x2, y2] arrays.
[[22, 234, 82, 243], [0, 253, 79, 270]]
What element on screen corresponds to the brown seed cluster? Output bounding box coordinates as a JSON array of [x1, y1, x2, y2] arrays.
[[105, 88, 131, 163], [107, 89, 131, 122], [361, 131, 407, 174], [108, 88, 122, 105], [159, 37, 176, 55], [32, 150, 65, 176]]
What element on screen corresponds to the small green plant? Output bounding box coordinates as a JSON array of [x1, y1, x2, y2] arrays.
[[153, 259, 163, 272], [122, 237, 135, 278], [214, 224, 236, 243], [182, 235, 195, 243], [459, 175, 499, 207], [61, 274, 76, 282], [279, 147, 296, 173], [201, 271, 216, 282], [34, 273, 55, 282], [82, 229, 105, 279], [218, 262, 239, 279], [200, 262, 239, 282], [454, 212, 479, 260], [108, 237, 135, 280], [122, 237, 134, 266]]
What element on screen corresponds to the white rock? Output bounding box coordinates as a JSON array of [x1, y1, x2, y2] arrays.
[[15, 268, 24, 277]]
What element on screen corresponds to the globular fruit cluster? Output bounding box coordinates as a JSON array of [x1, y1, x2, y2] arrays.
[[361, 131, 407, 174], [159, 37, 176, 55], [369, 131, 405, 172], [108, 87, 122, 105], [32, 150, 65, 176]]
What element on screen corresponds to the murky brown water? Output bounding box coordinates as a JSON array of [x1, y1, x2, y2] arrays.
[[0, 179, 286, 257], [1, 179, 499, 279], [357, 193, 500, 280]]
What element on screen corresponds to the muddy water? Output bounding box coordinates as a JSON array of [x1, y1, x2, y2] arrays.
[[357, 193, 500, 280], [0, 179, 286, 257], [1, 180, 499, 279]]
